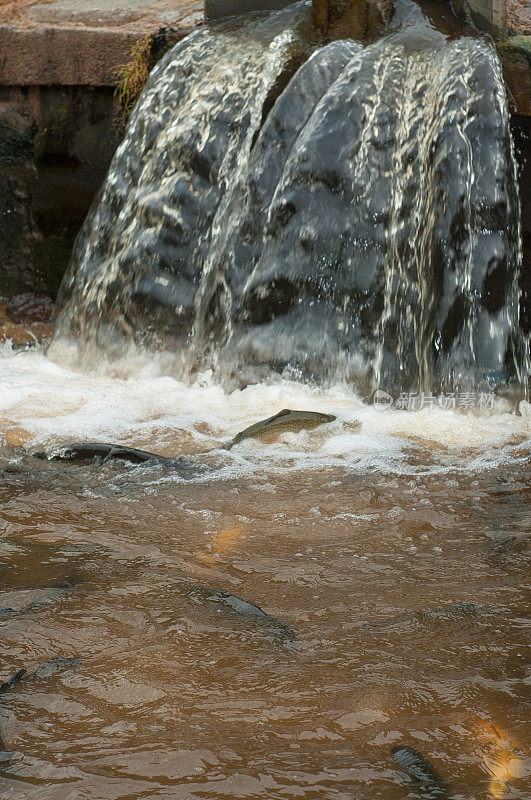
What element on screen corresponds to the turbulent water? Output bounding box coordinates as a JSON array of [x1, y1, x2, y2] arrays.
[[51, 0, 527, 395], [1, 1, 530, 798], [0, 342, 530, 799]]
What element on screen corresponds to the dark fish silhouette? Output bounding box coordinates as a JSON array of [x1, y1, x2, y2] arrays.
[[29, 409, 337, 468], [32, 443, 206, 477], [363, 602, 505, 631], [0, 658, 80, 759], [0, 584, 71, 620], [391, 745, 451, 798], [0, 658, 80, 691], [0, 669, 26, 755], [33, 442, 176, 465], [225, 409, 336, 448], [30, 657, 81, 680], [484, 531, 529, 565], [0, 670, 27, 696], [189, 586, 297, 648]]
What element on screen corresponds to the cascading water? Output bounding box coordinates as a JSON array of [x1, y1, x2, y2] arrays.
[[50, 0, 528, 397], [1, 6, 530, 796]]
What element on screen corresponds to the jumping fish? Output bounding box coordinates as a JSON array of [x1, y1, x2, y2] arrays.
[[363, 602, 505, 631], [29, 410, 338, 467], [224, 409, 336, 448], [391, 745, 451, 798]]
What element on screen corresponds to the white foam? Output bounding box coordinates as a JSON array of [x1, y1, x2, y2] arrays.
[[0, 342, 529, 477]]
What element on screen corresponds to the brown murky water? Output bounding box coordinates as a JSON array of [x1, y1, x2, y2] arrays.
[[0, 444, 529, 799]]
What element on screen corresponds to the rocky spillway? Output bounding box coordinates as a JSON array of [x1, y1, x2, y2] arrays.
[[51, 0, 528, 394]]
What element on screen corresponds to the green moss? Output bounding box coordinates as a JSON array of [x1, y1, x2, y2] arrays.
[[498, 36, 531, 115], [0, 125, 33, 165], [504, 35, 531, 65], [114, 36, 152, 126]]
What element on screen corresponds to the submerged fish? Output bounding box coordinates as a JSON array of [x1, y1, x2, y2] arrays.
[[189, 586, 297, 648], [484, 531, 529, 566], [0, 670, 26, 756], [28, 410, 338, 468], [363, 602, 504, 631], [391, 745, 451, 798], [0, 658, 80, 765], [0, 657, 80, 691], [0, 670, 27, 695], [32, 442, 176, 465], [0, 584, 72, 621], [31, 657, 81, 679], [31, 443, 206, 477], [225, 409, 336, 448]]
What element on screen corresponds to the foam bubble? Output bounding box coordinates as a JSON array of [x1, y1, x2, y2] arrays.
[[0, 343, 529, 477]]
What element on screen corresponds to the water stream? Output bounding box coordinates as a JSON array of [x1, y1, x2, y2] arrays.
[[0, 1, 529, 798], [51, 0, 528, 395]]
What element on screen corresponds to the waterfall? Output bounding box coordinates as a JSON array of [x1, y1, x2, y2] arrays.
[[51, 0, 528, 396]]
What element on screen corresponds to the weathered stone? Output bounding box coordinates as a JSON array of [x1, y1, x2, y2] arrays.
[[0, 86, 123, 297], [0, 1, 203, 86], [5, 293, 54, 323], [507, 0, 531, 35], [0, 298, 53, 347], [505, 35, 531, 64], [510, 115, 530, 335], [205, 0, 294, 20], [0, 103, 42, 296], [498, 37, 531, 116], [311, 0, 393, 42], [0, 0, 204, 299], [452, 0, 507, 39]]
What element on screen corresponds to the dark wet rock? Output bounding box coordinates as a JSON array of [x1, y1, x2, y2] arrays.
[[312, 0, 394, 42], [391, 745, 450, 798], [52, 6, 310, 360], [226, 408, 336, 448], [498, 37, 531, 115], [5, 293, 54, 324], [363, 602, 505, 631], [50, 5, 524, 392], [201, 32, 523, 391], [205, 0, 295, 19], [506, 35, 531, 64], [0, 104, 42, 297]]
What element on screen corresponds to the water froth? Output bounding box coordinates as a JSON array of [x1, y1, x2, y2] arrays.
[[0, 342, 529, 479]]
